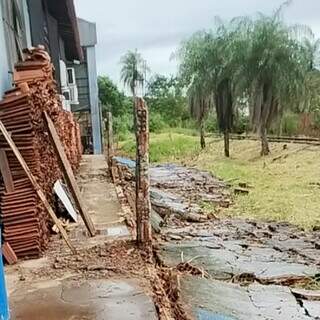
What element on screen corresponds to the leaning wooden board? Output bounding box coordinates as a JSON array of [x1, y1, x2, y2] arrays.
[[0, 120, 76, 253], [43, 111, 96, 237], [0, 149, 14, 192]]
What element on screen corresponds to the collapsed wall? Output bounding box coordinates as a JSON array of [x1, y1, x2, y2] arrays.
[[0, 46, 82, 258]]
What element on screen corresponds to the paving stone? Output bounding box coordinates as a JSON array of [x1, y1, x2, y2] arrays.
[[181, 276, 317, 320]]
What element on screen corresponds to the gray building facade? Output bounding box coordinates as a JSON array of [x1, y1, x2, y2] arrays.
[[71, 18, 102, 155], [0, 0, 32, 96]]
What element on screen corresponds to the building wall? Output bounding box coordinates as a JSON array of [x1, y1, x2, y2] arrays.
[[47, 13, 61, 86], [26, 0, 47, 48], [87, 45, 102, 154], [73, 61, 90, 112], [72, 18, 102, 155], [22, 0, 32, 47], [0, 0, 32, 97], [0, 3, 11, 97]]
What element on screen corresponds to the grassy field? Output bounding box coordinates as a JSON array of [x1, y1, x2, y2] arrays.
[[119, 131, 320, 229]]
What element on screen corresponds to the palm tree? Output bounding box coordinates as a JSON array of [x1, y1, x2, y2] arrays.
[[120, 49, 145, 96]]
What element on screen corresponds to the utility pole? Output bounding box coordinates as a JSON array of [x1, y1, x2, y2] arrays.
[[134, 97, 152, 247]]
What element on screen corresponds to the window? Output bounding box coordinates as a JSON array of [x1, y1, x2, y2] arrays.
[[67, 68, 75, 85]]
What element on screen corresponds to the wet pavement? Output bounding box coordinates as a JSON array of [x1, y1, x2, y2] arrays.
[[10, 279, 157, 320], [157, 219, 320, 319], [158, 219, 320, 281], [181, 276, 320, 320]]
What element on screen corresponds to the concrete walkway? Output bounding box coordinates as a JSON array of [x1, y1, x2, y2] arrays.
[[76, 155, 130, 241], [6, 155, 157, 320], [79, 155, 122, 226]]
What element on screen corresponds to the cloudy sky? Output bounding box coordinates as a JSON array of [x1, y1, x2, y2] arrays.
[[74, 0, 320, 88]]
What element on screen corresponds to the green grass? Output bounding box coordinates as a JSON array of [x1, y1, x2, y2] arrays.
[[119, 130, 320, 229], [119, 132, 201, 163]]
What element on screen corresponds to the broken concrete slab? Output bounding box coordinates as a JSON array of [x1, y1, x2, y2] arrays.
[[113, 158, 231, 218], [10, 279, 157, 320], [151, 187, 207, 222], [157, 240, 319, 282], [301, 300, 320, 318], [180, 276, 318, 320]]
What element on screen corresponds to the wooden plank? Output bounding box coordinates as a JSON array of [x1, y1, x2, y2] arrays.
[[43, 112, 95, 236], [0, 149, 14, 192], [0, 120, 76, 254], [2, 242, 18, 265]]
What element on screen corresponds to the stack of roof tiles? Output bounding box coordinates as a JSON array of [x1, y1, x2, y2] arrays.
[[0, 46, 82, 258]]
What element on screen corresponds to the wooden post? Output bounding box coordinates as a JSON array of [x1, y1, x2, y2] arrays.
[[107, 112, 114, 169], [0, 120, 76, 254], [134, 98, 152, 246], [43, 112, 96, 237]]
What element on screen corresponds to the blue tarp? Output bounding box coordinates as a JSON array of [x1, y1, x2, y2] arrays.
[[113, 157, 136, 169]]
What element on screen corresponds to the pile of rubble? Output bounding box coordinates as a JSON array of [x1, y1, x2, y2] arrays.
[[0, 47, 82, 258], [113, 158, 230, 224]]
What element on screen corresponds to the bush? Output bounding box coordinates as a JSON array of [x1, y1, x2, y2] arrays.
[[113, 113, 133, 141], [233, 113, 250, 134], [149, 113, 167, 133], [281, 112, 299, 136], [205, 112, 218, 132]]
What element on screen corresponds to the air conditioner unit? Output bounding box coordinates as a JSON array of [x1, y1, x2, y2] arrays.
[[60, 90, 71, 111], [67, 67, 79, 105]]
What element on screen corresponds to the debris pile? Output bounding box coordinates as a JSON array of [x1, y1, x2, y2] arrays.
[[113, 158, 230, 224], [0, 47, 82, 258]]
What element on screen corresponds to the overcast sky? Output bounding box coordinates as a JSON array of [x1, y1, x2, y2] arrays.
[[74, 0, 320, 88]]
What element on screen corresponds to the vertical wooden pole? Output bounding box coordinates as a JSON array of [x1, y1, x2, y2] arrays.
[[107, 112, 114, 169], [134, 98, 152, 247]]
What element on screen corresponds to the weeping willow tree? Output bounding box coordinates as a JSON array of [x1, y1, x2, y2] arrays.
[[188, 79, 214, 149], [297, 37, 320, 114], [178, 22, 244, 157], [238, 3, 310, 155], [179, 2, 312, 156]]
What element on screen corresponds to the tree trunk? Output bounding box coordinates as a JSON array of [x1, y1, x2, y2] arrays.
[[200, 121, 206, 149], [134, 97, 152, 248], [224, 129, 230, 157], [260, 127, 270, 156], [278, 118, 283, 136]]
